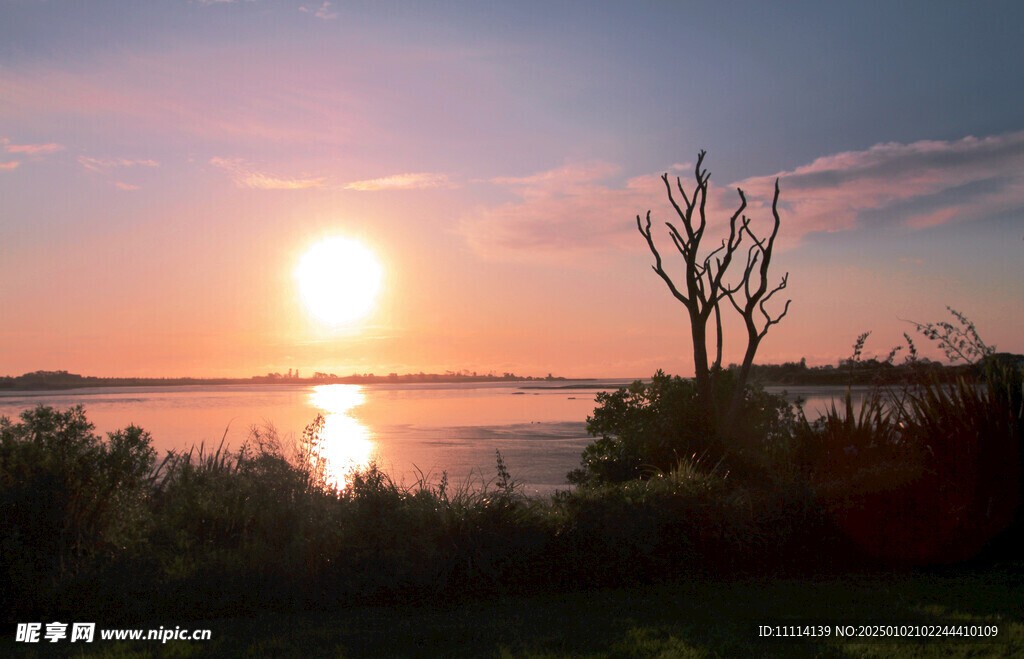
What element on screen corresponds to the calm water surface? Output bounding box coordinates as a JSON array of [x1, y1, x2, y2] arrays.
[[0, 382, 859, 494]]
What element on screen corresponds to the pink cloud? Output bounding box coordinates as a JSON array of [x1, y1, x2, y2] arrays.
[[462, 160, 773, 258], [490, 161, 621, 189], [78, 156, 159, 172], [464, 130, 1024, 259], [345, 172, 455, 191], [76, 155, 159, 189], [5, 142, 64, 155], [461, 161, 666, 258], [210, 157, 326, 190], [734, 130, 1024, 239], [0, 161, 19, 170], [905, 207, 959, 229]]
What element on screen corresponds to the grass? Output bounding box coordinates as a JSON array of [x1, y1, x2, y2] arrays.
[[4, 561, 1021, 657]]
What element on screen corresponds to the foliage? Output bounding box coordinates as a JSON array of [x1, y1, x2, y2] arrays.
[[0, 405, 156, 616], [785, 315, 1023, 563], [0, 403, 832, 621], [3, 313, 1022, 622], [909, 306, 996, 364], [569, 370, 794, 485], [569, 307, 1022, 568]]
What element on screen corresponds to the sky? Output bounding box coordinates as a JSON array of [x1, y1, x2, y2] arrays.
[[1, 0, 1022, 379]]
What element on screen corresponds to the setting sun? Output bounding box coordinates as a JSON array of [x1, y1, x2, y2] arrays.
[[295, 237, 383, 326]]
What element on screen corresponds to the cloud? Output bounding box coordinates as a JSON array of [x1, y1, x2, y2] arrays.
[[0, 138, 63, 170], [733, 130, 1024, 240], [5, 142, 64, 155], [344, 172, 455, 191], [209, 157, 326, 190], [78, 156, 159, 173], [489, 161, 621, 196], [300, 1, 338, 20], [462, 130, 1024, 259], [76, 155, 159, 189], [461, 161, 664, 258], [0, 52, 364, 147]]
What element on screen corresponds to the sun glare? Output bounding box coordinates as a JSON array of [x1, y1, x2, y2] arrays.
[[296, 236, 383, 325], [308, 384, 375, 490]]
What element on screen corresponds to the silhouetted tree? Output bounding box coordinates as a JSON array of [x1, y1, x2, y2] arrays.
[[637, 150, 790, 435]]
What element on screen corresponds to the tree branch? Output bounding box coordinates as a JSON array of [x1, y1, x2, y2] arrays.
[[636, 152, 791, 441], [638, 211, 691, 308]]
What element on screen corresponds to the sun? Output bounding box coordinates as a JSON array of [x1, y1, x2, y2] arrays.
[[295, 237, 383, 325]]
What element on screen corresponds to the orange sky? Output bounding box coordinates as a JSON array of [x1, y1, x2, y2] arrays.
[[2, 2, 1022, 378]]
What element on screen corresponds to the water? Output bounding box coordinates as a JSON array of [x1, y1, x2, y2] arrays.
[[0, 381, 861, 495]]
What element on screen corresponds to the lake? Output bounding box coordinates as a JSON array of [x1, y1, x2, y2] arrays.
[[0, 381, 862, 495]]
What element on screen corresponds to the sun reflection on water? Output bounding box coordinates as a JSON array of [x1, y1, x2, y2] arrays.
[[307, 384, 374, 490]]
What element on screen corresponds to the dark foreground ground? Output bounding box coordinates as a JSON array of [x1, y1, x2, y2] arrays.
[[4, 560, 1022, 658]]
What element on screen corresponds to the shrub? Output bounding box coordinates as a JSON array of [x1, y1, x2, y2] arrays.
[[799, 318, 1023, 564], [569, 369, 794, 485], [0, 405, 155, 617], [902, 361, 1021, 561]]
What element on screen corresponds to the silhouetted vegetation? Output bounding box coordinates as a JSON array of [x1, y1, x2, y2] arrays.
[[3, 319, 1021, 626], [0, 369, 566, 391], [570, 309, 1023, 566], [1, 310, 1020, 631], [637, 150, 791, 440], [738, 355, 980, 386], [0, 406, 837, 623], [567, 369, 793, 485]]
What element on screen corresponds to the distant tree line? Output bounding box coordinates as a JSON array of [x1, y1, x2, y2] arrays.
[[736, 352, 1024, 386], [0, 369, 567, 391], [250, 371, 564, 384], [0, 371, 236, 391]]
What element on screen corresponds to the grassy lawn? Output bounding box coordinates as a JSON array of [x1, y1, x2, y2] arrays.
[[6, 561, 1022, 658]]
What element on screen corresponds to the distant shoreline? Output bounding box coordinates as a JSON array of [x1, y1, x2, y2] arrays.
[[519, 382, 628, 390], [0, 371, 579, 392], [6, 353, 1018, 392]]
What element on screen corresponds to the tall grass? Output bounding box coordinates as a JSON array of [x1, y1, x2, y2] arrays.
[[781, 355, 1022, 564], [0, 406, 838, 622]]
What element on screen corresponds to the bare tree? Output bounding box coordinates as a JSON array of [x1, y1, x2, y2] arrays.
[[637, 150, 790, 434]]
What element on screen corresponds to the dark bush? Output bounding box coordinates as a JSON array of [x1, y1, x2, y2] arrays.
[[795, 359, 1022, 565], [0, 405, 155, 618], [569, 369, 794, 485]]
